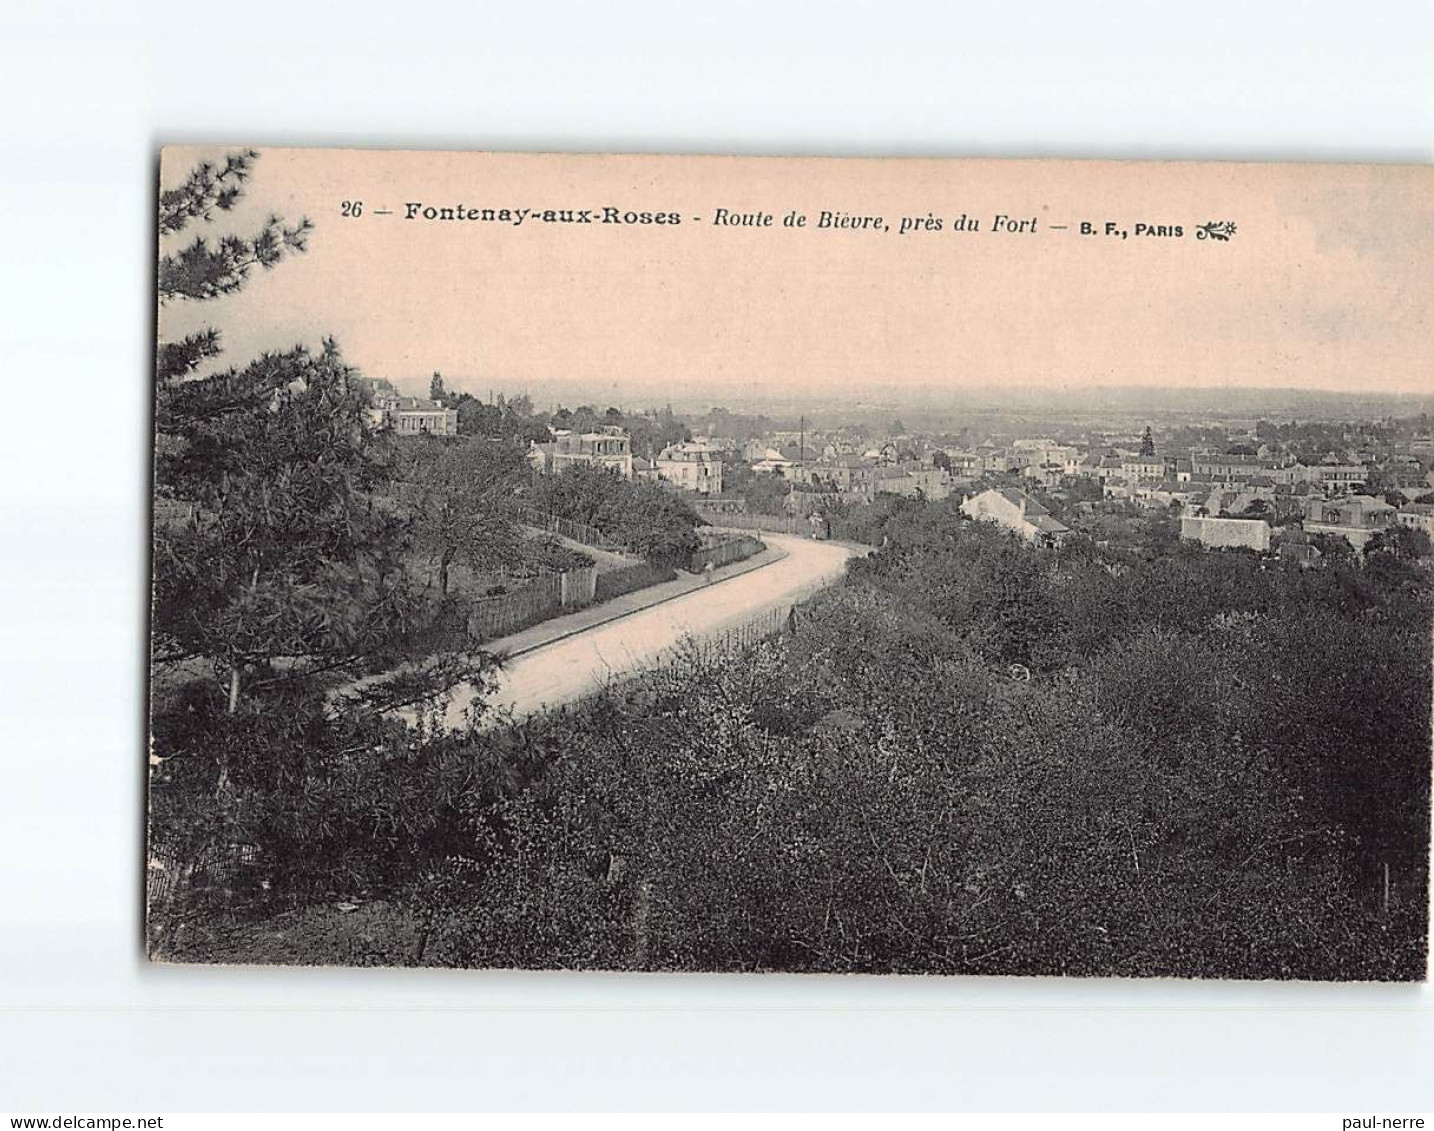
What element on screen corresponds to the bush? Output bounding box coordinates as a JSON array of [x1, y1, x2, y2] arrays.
[[154, 485, 1433, 980], [526, 464, 701, 565]]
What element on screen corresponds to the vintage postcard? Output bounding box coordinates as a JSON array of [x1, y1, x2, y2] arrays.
[[148, 147, 1432, 979]]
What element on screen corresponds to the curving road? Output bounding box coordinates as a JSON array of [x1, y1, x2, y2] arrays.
[[440, 533, 861, 726]]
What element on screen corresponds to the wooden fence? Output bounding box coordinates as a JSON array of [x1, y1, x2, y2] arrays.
[[694, 508, 810, 537], [686, 534, 765, 573], [695, 605, 788, 658], [594, 561, 677, 603], [467, 565, 597, 642], [514, 506, 624, 551]]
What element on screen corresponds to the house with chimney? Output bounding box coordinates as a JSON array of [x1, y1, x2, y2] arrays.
[[527, 426, 634, 479], [960, 487, 1070, 546], [361, 378, 460, 436], [655, 441, 724, 495], [1303, 494, 1397, 550]]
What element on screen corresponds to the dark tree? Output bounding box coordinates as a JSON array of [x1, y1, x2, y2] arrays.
[[156, 150, 312, 384], [1308, 532, 1356, 564], [457, 399, 503, 438], [1365, 524, 1432, 561], [402, 439, 528, 594], [153, 341, 425, 711], [153, 151, 475, 713]]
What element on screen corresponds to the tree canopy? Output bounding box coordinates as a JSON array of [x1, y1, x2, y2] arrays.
[[152, 152, 483, 713]]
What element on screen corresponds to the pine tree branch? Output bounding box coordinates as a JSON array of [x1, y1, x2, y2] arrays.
[[156, 329, 224, 383], [157, 216, 313, 303], [157, 149, 259, 236]]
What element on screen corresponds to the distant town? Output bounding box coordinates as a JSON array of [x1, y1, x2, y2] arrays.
[[364, 373, 1434, 561]]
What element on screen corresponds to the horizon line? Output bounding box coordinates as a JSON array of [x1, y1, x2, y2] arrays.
[[403, 375, 1434, 402]]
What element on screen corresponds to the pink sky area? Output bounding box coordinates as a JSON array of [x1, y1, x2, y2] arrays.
[[158, 147, 1434, 401]]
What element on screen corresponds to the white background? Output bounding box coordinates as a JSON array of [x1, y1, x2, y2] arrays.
[[1, 0, 1431, 1113]]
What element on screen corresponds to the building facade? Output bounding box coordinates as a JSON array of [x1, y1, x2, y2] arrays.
[[364, 383, 460, 436], [527, 427, 634, 479], [1397, 503, 1434, 538], [655, 441, 724, 494], [1305, 463, 1368, 491], [809, 454, 877, 497], [1179, 515, 1272, 552], [960, 488, 1070, 546], [1120, 454, 1170, 481], [1302, 495, 1396, 549]]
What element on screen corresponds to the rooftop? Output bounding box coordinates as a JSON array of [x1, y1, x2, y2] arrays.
[[993, 488, 1069, 533], [1342, 495, 1396, 513]]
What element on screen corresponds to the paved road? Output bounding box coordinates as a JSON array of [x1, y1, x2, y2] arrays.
[[441, 534, 861, 726]]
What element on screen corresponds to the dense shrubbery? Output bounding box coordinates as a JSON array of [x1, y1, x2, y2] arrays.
[[825, 491, 921, 545], [523, 463, 701, 565], [722, 462, 791, 515], [158, 497, 1430, 980], [389, 436, 531, 595]]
